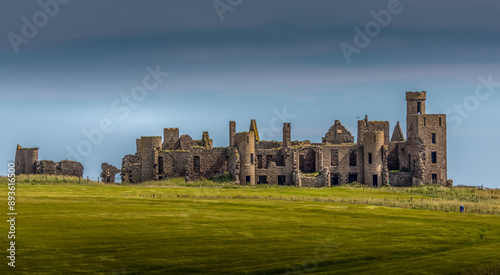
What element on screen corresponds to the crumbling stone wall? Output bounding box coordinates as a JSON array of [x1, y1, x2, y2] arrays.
[[357, 116, 390, 145], [15, 145, 84, 177], [121, 154, 141, 183], [323, 120, 354, 144], [59, 160, 84, 177], [101, 163, 120, 183], [158, 147, 227, 181], [15, 145, 39, 175], [389, 171, 412, 187]]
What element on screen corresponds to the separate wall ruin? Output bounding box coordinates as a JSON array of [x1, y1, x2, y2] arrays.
[[14, 145, 84, 177], [117, 92, 448, 187]]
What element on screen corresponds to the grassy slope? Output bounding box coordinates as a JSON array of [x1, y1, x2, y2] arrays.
[[0, 179, 499, 274]]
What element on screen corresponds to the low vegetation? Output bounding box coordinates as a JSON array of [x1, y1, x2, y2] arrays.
[[1, 175, 499, 274]]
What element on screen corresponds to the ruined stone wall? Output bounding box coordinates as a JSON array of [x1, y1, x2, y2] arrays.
[[408, 114, 447, 185], [358, 120, 390, 145], [15, 145, 39, 175], [140, 136, 162, 182], [319, 144, 363, 185], [36, 160, 58, 174], [323, 120, 354, 144], [101, 163, 120, 183], [59, 160, 84, 177], [34, 160, 84, 177], [389, 171, 413, 187], [121, 154, 141, 183], [163, 128, 179, 144], [15, 145, 83, 177], [256, 141, 282, 149], [158, 147, 227, 181], [227, 147, 240, 184], [254, 147, 293, 185]]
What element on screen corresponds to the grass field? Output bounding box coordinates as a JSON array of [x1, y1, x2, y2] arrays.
[[1, 175, 500, 274]]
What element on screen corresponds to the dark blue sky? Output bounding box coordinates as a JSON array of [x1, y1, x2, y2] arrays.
[[2, 0, 500, 187]]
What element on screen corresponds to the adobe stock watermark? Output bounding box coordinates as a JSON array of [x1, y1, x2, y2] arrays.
[[7, 0, 71, 54], [339, 0, 411, 64], [259, 107, 297, 141], [65, 64, 169, 162], [213, 0, 243, 22], [446, 74, 499, 130]]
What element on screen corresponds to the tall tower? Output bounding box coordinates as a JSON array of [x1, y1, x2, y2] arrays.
[[234, 132, 255, 185], [229, 121, 236, 147], [406, 91, 447, 185], [140, 136, 162, 182], [406, 91, 426, 116], [283, 123, 291, 148], [363, 131, 385, 187]]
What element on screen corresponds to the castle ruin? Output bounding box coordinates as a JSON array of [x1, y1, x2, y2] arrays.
[[120, 92, 448, 187], [14, 145, 84, 177]]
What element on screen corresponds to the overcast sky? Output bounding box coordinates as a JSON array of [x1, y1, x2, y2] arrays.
[[2, 0, 500, 187]]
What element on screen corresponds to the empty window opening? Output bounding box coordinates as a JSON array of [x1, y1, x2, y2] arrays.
[[257, 155, 263, 169], [373, 175, 378, 188], [266, 155, 273, 169], [368, 153, 373, 164], [193, 156, 200, 173], [349, 150, 357, 167], [299, 150, 316, 173], [258, 175, 267, 184], [432, 133, 436, 144], [278, 175, 286, 186], [424, 117, 426, 126], [158, 157, 164, 174], [250, 153, 254, 165], [439, 117, 442, 127], [432, 174, 438, 184], [246, 176, 251, 184], [431, 152, 437, 164], [277, 154, 285, 166], [331, 150, 339, 166], [331, 174, 340, 186], [348, 173, 358, 183], [417, 102, 422, 114]]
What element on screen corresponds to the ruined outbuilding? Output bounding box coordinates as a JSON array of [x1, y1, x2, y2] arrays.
[[100, 163, 121, 183], [119, 92, 447, 187], [14, 145, 84, 177]]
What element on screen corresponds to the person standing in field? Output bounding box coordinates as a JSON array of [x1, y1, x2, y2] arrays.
[[460, 204, 465, 213]]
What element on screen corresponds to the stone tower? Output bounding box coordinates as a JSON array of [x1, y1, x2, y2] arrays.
[[15, 145, 39, 175], [164, 128, 179, 143], [283, 123, 291, 148], [140, 136, 162, 182], [234, 132, 255, 185], [229, 121, 236, 147], [363, 131, 385, 187], [406, 91, 447, 185]]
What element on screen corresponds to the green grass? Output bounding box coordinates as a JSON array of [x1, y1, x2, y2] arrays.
[[1, 176, 500, 274]]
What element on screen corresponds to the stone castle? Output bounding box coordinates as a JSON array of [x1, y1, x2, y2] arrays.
[[120, 91, 448, 187]]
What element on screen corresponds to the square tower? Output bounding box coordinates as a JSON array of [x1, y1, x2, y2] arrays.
[[406, 91, 426, 115], [406, 92, 447, 185]]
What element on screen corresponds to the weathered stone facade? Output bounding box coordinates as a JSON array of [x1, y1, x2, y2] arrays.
[[101, 163, 121, 183], [119, 92, 448, 187], [14, 145, 84, 177]]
